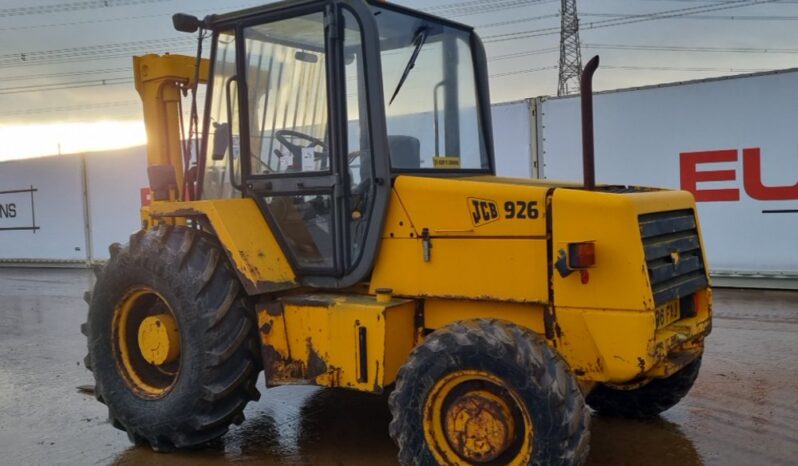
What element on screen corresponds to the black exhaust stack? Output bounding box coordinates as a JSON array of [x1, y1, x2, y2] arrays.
[[580, 55, 599, 190]]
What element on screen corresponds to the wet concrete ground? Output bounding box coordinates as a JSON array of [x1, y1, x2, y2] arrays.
[[0, 268, 796, 466]]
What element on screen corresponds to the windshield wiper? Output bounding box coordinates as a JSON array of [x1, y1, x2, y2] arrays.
[[389, 27, 428, 105]]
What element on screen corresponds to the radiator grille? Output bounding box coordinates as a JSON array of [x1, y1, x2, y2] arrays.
[[639, 209, 708, 306]]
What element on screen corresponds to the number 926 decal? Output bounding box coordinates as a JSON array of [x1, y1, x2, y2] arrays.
[[468, 198, 540, 226], [504, 200, 539, 219]]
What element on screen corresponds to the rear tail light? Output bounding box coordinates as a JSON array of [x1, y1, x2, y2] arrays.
[[680, 293, 698, 318], [555, 241, 596, 280], [568, 242, 596, 269]]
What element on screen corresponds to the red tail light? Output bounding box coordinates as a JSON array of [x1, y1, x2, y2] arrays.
[[568, 242, 595, 269]]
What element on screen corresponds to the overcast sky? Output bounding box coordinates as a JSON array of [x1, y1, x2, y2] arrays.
[[1, 0, 798, 159]]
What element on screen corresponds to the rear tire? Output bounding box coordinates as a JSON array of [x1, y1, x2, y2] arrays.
[[388, 319, 590, 466], [83, 226, 261, 450], [586, 357, 702, 418]]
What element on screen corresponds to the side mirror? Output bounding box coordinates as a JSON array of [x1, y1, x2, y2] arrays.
[[212, 122, 230, 161], [173, 13, 202, 33]]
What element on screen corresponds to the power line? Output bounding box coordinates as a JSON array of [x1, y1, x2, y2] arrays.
[[482, 0, 779, 43], [490, 65, 558, 78], [491, 47, 559, 60], [0, 0, 551, 73], [0, 37, 192, 61], [0, 37, 196, 69], [582, 12, 798, 21], [0, 101, 139, 117], [0, 45, 560, 96], [602, 64, 771, 73], [0, 0, 171, 18], [0, 77, 133, 95], [475, 14, 559, 29], [585, 43, 798, 54], [0, 12, 166, 32], [0, 1, 552, 34], [422, 0, 557, 18], [424, 0, 529, 12], [0, 46, 197, 69], [1, 67, 129, 82], [489, 63, 777, 79], [0, 2, 267, 32], [475, 11, 798, 32]]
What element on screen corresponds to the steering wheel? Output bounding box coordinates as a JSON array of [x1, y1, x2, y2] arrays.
[[274, 129, 328, 172], [275, 129, 327, 158]]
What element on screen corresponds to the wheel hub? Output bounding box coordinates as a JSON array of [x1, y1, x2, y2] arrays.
[[424, 370, 534, 465], [113, 287, 181, 398], [444, 390, 516, 462], [137, 314, 180, 366]]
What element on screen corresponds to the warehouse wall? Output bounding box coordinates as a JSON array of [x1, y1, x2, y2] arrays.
[[0, 148, 147, 263], [0, 155, 86, 262], [85, 147, 148, 261]]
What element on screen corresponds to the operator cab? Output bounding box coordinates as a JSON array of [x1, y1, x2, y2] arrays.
[[193, 0, 494, 287]]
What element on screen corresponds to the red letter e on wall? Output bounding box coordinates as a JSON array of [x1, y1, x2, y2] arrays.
[[680, 150, 739, 202]]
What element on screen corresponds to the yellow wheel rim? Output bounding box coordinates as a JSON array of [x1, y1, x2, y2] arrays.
[[424, 370, 534, 465], [113, 287, 181, 398]]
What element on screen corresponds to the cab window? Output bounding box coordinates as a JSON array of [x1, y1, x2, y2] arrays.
[[373, 6, 489, 171]]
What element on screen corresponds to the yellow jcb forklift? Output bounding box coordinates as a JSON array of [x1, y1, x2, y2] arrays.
[[82, 1, 712, 464]]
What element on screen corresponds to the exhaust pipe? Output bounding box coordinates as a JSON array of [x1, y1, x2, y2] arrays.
[[581, 55, 599, 190]]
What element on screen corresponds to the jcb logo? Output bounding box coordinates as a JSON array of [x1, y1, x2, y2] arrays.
[[469, 198, 499, 226]]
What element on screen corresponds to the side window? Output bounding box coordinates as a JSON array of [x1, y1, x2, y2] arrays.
[[343, 9, 372, 263], [245, 13, 329, 175], [264, 194, 334, 268], [203, 31, 240, 199], [244, 12, 334, 270]]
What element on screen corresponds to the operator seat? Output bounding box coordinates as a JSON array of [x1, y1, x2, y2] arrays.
[[386, 135, 421, 170], [357, 134, 421, 183]]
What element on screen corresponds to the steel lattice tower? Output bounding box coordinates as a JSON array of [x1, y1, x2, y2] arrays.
[[557, 0, 583, 96]]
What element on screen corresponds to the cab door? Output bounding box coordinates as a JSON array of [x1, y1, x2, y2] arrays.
[[236, 2, 390, 287]]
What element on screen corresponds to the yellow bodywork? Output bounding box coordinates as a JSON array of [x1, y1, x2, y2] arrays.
[[256, 293, 416, 390], [143, 173, 711, 392], [370, 177, 549, 303], [243, 176, 711, 390], [147, 199, 296, 294], [132, 53, 711, 396]]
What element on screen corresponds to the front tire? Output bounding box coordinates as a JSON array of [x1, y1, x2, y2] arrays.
[[83, 226, 261, 450], [586, 357, 702, 418], [388, 319, 590, 466]]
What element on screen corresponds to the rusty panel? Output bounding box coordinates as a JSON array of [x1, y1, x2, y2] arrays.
[[257, 294, 416, 392]]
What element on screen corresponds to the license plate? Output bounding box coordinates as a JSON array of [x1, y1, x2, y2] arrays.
[[655, 301, 680, 329]]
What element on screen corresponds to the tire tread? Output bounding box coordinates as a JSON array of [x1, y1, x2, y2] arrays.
[[84, 226, 261, 450]]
